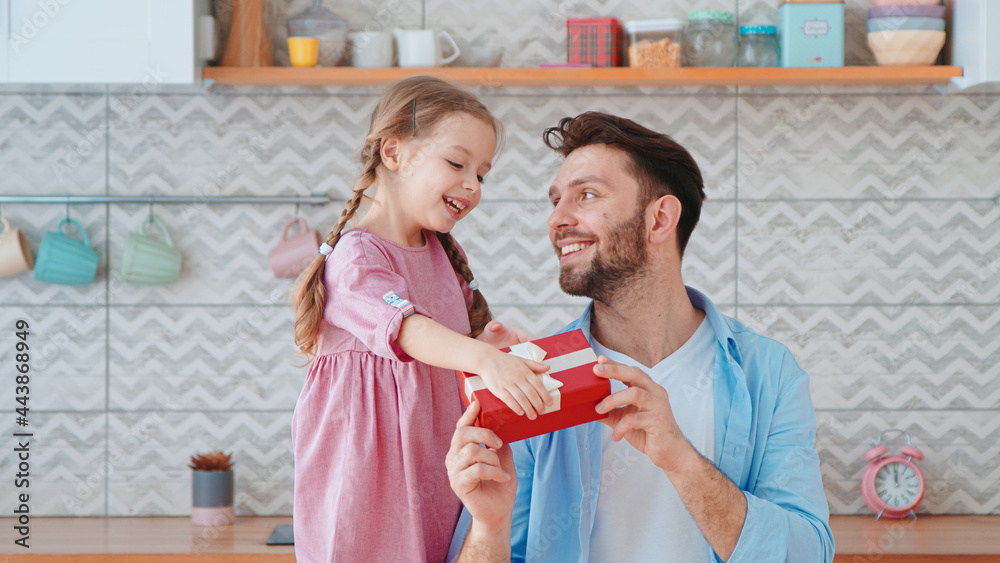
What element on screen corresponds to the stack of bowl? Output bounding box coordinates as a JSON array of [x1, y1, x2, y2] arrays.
[[867, 0, 946, 66]]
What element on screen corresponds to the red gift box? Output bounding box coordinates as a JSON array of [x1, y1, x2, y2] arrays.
[[566, 17, 623, 67], [457, 329, 610, 443]]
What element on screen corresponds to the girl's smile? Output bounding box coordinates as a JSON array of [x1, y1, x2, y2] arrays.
[[444, 195, 472, 218], [360, 111, 496, 247]]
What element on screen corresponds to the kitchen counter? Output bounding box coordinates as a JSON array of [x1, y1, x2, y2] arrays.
[[831, 514, 1000, 562], [0, 516, 294, 562], [1, 515, 998, 561]]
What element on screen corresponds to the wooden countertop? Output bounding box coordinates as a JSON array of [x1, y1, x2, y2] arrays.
[[0, 516, 294, 562], [831, 515, 1000, 562], [1, 515, 999, 561]]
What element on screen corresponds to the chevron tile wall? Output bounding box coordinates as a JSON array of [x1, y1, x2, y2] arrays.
[[739, 95, 1000, 200], [0, 94, 106, 195], [480, 93, 738, 200], [109, 94, 376, 199], [1, 3, 999, 520], [106, 411, 294, 516], [0, 306, 106, 412], [107, 306, 305, 411], [0, 413, 107, 516], [739, 200, 1000, 305]]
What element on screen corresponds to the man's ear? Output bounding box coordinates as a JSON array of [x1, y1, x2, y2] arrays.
[[648, 195, 682, 245], [380, 136, 402, 171]]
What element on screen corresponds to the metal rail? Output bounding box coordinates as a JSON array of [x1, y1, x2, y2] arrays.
[[0, 194, 332, 205]]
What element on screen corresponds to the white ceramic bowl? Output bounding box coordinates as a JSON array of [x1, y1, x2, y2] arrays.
[[867, 30, 946, 66]]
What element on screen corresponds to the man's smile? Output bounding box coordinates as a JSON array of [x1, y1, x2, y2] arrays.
[[557, 240, 595, 262]]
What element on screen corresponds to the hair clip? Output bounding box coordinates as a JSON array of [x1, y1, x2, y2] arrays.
[[411, 97, 417, 136], [468, 278, 479, 292], [318, 242, 333, 256]]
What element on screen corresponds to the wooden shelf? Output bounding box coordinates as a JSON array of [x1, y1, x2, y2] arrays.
[[203, 66, 963, 87]]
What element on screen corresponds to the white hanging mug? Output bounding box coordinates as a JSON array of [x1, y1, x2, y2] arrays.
[[0, 217, 35, 278], [393, 28, 460, 67]]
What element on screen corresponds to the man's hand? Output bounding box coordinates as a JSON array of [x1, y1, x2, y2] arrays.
[[592, 355, 746, 561], [447, 401, 517, 562], [592, 355, 694, 473], [446, 400, 518, 532], [476, 320, 535, 349]]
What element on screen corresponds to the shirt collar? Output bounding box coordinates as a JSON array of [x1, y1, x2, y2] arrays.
[[566, 286, 742, 366]]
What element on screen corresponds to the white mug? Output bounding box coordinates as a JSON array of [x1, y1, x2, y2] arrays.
[[349, 31, 393, 68], [393, 28, 460, 67]]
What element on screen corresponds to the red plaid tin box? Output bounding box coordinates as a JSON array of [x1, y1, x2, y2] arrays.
[[567, 17, 623, 67]]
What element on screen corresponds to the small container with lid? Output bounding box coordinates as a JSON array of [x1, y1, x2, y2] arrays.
[[738, 25, 779, 67], [286, 0, 348, 67], [624, 19, 684, 68], [682, 10, 737, 67]]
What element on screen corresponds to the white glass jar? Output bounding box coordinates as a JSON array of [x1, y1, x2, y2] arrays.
[[682, 10, 736, 67], [624, 19, 684, 68]]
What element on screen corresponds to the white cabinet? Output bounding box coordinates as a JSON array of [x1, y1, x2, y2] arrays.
[[2, 0, 211, 84], [947, 0, 1000, 92], [0, 1, 9, 81]]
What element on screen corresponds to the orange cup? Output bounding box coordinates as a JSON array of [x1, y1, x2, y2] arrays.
[[288, 37, 320, 67]]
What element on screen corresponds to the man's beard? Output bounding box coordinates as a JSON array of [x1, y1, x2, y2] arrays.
[[558, 210, 649, 303]]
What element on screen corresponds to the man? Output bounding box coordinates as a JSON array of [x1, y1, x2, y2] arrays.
[[445, 112, 834, 562]]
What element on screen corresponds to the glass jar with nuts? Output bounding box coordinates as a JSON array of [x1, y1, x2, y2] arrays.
[[624, 19, 684, 68]]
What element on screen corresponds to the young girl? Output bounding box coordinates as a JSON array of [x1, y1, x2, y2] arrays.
[[290, 76, 552, 562]]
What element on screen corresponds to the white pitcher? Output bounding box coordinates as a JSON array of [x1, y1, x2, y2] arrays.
[[393, 29, 460, 67]]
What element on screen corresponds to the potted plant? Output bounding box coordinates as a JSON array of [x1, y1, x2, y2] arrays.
[[189, 450, 235, 526]]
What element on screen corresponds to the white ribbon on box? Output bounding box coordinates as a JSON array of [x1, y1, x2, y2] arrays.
[[463, 341, 598, 415]]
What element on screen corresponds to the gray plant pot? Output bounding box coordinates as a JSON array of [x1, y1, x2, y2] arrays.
[[191, 470, 234, 526]]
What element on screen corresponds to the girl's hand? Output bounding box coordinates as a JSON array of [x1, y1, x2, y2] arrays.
[[477, 349, 552, 420], [476, 320, 535, 349]]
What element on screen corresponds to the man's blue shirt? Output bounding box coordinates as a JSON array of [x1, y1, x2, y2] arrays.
[[449, 287, 834, 562]]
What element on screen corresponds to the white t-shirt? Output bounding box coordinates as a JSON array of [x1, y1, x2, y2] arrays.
[[587, 316, 717, 562]]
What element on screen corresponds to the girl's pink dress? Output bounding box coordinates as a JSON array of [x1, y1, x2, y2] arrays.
[[292, 229, 471, 563]]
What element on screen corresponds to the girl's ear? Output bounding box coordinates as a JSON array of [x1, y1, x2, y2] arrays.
[[380, 136, 402, 171]]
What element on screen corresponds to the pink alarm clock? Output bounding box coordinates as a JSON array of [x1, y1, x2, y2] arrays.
[[861, 429, 925, 520]]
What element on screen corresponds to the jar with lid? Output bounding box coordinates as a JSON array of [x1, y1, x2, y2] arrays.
[[285, 0, 348, 67], [682, 10, 736, 67], [737, 25, 779, 67], [624, 19, 684, 68]]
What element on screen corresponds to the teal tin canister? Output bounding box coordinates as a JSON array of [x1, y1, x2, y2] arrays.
[[33, 218, 100, 286], [778, 2, 844, 67]]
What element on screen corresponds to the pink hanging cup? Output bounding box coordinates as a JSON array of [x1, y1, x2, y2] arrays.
[[268, 218, 322, 278]]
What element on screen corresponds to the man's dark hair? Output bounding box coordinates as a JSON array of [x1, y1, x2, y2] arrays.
[[543, 111, 706, 256]]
